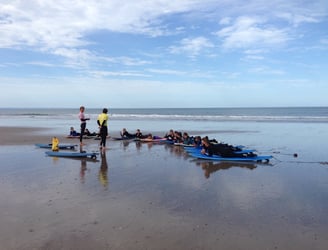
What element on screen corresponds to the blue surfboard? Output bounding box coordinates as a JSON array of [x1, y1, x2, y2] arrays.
[[184, 147, 256, 155], [190, 152, 272, 162], [45, 151, 99, 159], [36, 143, 77, 149]]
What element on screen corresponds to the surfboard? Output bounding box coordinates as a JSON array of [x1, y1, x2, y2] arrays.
[[189, 152, 272, 162], [45, 151, 99, 159], [66, 135, 96, 139], [139, 137, 168, 143], [35, 143, 77, 149], [173, 142, 195, 147], [184, 147, 256, 154], [112, 137, 136, 141]]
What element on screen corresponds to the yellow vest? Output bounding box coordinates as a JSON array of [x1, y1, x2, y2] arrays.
[[98, 113, 108, 126]]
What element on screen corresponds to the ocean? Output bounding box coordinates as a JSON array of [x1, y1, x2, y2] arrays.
[[1, 107, 327, 127]]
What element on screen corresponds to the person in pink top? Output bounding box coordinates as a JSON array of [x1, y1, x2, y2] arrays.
[[78, 106, 90, 145]]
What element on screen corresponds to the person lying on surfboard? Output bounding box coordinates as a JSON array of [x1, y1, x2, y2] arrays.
[[84, 128, 98, 136], [135, 129, 144, 139], [120, 128, 135, 139], [201, 137, 256, 158], [70, 127, 80, 136]]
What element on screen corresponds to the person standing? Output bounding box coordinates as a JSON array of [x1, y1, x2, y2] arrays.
[[79, 106, 90, 145], [97, 108, 109, 149]]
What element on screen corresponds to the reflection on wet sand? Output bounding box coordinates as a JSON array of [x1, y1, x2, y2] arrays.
[[196, 161, 258, 178], [122, 140, 130, 150], [164, 144, 187, 158], [119, 140, 144, 151], [80, 158, 88, 183], [77, 150, 109, 187], [99, 151, 108, 187]]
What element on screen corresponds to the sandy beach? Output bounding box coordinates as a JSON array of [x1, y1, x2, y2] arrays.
[[1, 125, 328, 250], [0, 127, 64, 145]]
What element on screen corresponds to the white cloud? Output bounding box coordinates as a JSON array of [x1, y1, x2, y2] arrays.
[[147, 68, 186, 76], [249, 67, 285, 75], [0, 0, 207, 50], [88, 70, 150, 78], [276, 12, 320, 27], [320, 38, 328, 45], [216, 16, 289, 50], [0, 0, 326, 62], [169, 36, 214, 57]]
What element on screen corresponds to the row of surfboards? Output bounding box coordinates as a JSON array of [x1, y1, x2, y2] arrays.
[[35, 141, 272, 162], [112, 137, 273, 162]]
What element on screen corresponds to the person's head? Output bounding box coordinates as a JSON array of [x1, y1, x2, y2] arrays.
[[201, 137, 210, 146], [194, 136, 201, 142], [70, 127, 74, 130], [80, 106, 85, 112], [102, 108, 108, 114]]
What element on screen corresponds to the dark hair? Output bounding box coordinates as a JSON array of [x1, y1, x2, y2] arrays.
[[103, 108, 108, 113]]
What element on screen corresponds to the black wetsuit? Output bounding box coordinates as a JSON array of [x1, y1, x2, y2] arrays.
[[204, 143, 242, 157]]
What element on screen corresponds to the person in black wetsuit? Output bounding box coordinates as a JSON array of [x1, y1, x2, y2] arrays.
[[135, 129, 144, 139], [120, 128, 135, 139], [97, 108, 109, 149], [201, 137, 251, 158]]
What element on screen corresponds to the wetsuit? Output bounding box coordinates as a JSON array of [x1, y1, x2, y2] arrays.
[[79, 112, 88, 143], [97, 112, 109, 147], [203, 143, 242, 157]]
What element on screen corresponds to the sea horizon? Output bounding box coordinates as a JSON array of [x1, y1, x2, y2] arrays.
[[1, 106, 327, 122], [1, 105, 327, 109]]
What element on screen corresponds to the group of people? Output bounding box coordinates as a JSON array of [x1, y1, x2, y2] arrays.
[[120, 128, 255, 158], [120, 128, 144, 139], [77, 106, 254, 158], [79, 106, 109, 149], [163, 130, 256, 158], [70, 127, 97, 137]]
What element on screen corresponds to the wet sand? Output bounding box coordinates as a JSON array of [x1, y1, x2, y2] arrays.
[[0, 127, 53, 145], [1, 126, 328, 250]]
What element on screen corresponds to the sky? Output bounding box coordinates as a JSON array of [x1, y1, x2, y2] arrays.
[[0, 0, 327, 108]]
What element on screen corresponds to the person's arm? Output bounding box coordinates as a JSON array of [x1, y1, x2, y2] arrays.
[[80, 113, 90, 122], [201, 144, 214, 156], [207, 145, 214, 156]]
